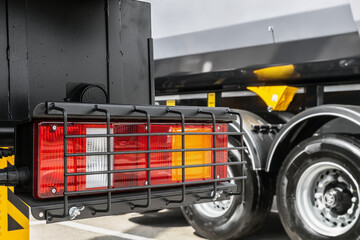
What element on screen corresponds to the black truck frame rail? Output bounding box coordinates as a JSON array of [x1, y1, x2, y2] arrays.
[[29, 102, 247, 222], [155, 56, 360, 95]]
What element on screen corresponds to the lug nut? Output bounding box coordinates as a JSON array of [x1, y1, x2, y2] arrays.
[[315, 193, 322, 199]]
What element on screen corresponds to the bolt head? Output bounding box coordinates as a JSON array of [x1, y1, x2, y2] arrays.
[[39, 212, 44, 218], [69, 206, 83, 220], [51, 188, 57, 194], [51, 125, 57, 131], [74, 209, 81, 216], [145, 181, 148, 185]]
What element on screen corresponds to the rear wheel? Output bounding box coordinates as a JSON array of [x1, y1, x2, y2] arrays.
[[277, 134, 360, 240], [181, 138, 273, 240]]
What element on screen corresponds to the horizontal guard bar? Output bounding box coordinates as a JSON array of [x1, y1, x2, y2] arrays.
[[65, 131, 245, 139], [66, 146, 247, 157], [41, 102, 236, 122], [65, 161, 247, 176], [63, 176, 247, 197]]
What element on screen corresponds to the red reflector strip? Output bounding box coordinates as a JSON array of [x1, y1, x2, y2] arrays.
[[34, 122, 228, 199]]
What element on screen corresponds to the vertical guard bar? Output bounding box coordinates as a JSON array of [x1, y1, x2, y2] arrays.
[[226, 110, 246, 196], [197, 108, 217, 200], [131, 107, 151, 209], [91, 105, 112, 214], [165, 107, 186, 204], [46, 103, 69, 220]]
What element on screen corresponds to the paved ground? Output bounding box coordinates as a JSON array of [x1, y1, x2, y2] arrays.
[[30, 208, 290, 240]]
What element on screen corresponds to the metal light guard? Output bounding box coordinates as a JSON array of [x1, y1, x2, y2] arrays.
[[44, 102, 247, 221]]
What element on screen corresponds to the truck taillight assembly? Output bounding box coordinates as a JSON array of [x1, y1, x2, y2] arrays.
[[34, 122, 227, 199]]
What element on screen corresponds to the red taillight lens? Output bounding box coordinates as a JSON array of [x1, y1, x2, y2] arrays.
[[34, 122, 227, 199]]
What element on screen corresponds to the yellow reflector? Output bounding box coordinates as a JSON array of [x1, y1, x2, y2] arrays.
[[166, 100, 176, 106], [253, 64, 297, 81], [171, 127, 212, 181]]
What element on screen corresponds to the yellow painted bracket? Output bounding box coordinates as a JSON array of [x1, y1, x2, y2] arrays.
[[0, 153, 29, 240], [247, 86, 298, 111]]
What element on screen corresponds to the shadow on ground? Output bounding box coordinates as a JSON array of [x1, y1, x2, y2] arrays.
[[242, 212, 290, 240], [129, 208, 189, 228], [129, 208, 290, 240], [89, 209, 290, 240]]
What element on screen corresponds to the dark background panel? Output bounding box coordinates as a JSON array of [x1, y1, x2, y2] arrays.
[[2, 0, 152, 122], [26, 0, 108, 111], [0, 0, 9, 120], [324, 90, 360, 105], [107, 0, 124, 104], [7, 0, 30, 120], [120, 0, 151, 105]]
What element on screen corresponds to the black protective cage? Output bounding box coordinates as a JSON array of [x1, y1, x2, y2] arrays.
[[16, 102, 247, 222]]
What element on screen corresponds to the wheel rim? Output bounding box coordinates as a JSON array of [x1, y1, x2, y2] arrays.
[[193, 164, 236, 218], [296, 161, 360, 237]]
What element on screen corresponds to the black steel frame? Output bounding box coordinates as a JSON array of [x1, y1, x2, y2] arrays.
[[42, 102, 246, 221]]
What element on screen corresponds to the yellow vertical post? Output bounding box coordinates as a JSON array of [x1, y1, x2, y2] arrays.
[[0, 168, 6, 239], [208, 93, 216, 107], [0, 152, 30, 240]]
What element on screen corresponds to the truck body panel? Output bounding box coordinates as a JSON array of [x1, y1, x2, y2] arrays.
[[0, 0, 152, 122]]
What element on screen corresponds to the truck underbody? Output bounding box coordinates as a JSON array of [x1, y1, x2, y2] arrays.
[[153, 3, 360, 237], [156, 56, 360, 240]]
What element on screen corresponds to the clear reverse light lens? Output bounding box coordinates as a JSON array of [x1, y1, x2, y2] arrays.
[[86, 128, 113, 189]]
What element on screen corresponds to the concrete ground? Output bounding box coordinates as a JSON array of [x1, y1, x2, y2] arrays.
[[30, 208, 290, 240]]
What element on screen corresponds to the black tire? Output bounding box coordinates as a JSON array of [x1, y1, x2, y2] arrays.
[[181, 137, 274, 240], [277, 134, 360, 240]]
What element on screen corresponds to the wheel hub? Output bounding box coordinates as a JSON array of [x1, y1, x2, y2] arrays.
[[296, 162, 360, 237], [323, 189, 338, 207]]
